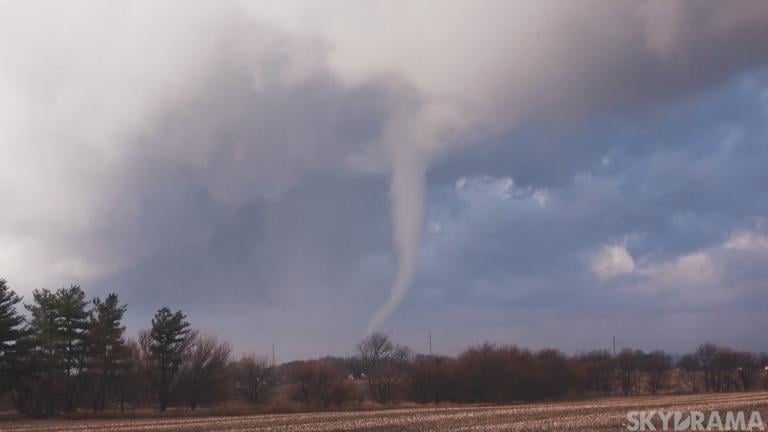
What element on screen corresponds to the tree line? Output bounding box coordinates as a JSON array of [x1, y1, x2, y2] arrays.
[[0, 279, 253, 416], [0, 279, 766, 417]]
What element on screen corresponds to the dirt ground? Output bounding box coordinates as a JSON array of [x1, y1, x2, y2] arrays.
[[0, 392, 766, 431]]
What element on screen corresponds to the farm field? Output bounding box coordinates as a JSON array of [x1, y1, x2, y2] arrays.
[[1, 392, 767, 432]]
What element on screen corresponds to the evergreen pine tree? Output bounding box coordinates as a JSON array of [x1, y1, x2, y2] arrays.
[[87, 293, 128, 412], [0, 279, 26, 395], [25, 288, 60, 416], [54, 285, 89, 412], [24, 285, 89, 415], [140, 307, 193, 411]]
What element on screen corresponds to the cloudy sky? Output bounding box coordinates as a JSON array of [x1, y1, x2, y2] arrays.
[[2, 0, 768, 360]]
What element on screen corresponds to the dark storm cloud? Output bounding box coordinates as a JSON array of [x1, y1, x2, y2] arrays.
[[81, 61, 413, 318], [428, 0, 768, 188]]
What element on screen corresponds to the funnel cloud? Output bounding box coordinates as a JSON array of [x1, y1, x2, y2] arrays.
[[366, 133, 427, 333]]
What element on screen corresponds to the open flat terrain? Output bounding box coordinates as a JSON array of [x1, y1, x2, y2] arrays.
[[1, 392, 767, 431]]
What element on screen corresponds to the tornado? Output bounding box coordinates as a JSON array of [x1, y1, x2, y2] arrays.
[[365, 141, 426, 334]]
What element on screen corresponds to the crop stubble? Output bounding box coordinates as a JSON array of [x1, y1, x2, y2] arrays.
[[1, 392, 767, 431]]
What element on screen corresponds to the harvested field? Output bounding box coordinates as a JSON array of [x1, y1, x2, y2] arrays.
[[1, 392, 767, 431]]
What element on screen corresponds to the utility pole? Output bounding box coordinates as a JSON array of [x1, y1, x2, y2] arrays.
[[428, 332, 432, 355]]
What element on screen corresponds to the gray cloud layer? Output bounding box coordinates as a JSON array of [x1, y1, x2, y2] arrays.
[[1, 1, 768, 359]]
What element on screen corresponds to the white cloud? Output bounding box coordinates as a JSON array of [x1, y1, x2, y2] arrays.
[[597, 246, 726, 305], [455, 176, 550, 207], [636, 252, 719, 291], [591, 243, 635, 281], [532, 189, 549, 208], [610, 227, 768, 304], [725, 229, 768, 251]]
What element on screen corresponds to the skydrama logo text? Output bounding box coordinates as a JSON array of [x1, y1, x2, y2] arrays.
[[626, 410, 765, 431]]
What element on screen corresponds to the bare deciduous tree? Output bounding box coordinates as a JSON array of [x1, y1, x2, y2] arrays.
[[578, 350, 615, 395], [179, 334, 231, 410], [732, 351, 758, 392], [617, 349, 642, 396], [642, 350, 672, 395], [114, 339, 145, 413], [678, 354, 700, 393], [696, 343, 722, 392], [232, 354, 273, 403], [289, 360, 351, 409], [409, 355, 454, 404], [357, 332, 410, 403]]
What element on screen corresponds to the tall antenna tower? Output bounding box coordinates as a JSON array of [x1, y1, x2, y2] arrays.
[[272, 342, 276, 366], [428, 332, 432, 355]]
